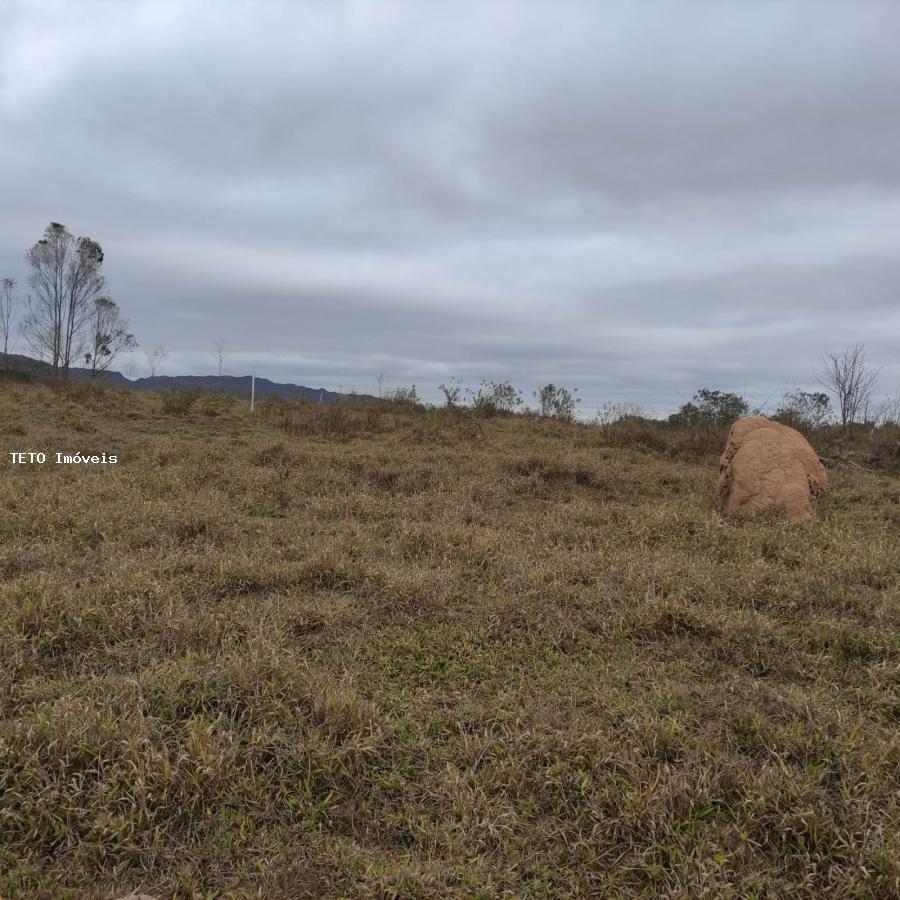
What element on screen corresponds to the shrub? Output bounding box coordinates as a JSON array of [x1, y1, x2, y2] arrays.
[[863, 423, 900, 470], [438, 377, 463, 407], [773, 389, 831, 431], [161, 390, 199, 415], [595, 418, 722, 459], [48, 377, 123, 412], [669, 389, 749, 427], [468, 379, 522, 417], [0, 369, 33, 384], [384, 385, 421, 406], [263, 398, 398, 440], [595, 400, 646, 425], [535, 383, 580, 421]]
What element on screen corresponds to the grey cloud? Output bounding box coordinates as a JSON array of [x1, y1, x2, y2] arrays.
[[1, 0, 898, 414]]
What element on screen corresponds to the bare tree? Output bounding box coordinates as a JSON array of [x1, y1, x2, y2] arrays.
[[83, 297, 138, 377], [878, 393, 900, 425], [0, 277, 17, 366], [22, 223, 106, 375], [213, 339, 227, 377], [146, 344, 169, 377], [815, 344, 880, 429]]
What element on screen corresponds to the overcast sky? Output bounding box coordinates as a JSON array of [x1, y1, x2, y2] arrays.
[[1, 0, 898, 413]]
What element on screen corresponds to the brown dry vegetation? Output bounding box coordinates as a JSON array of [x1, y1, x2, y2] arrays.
[[0, 377, 898, 898]]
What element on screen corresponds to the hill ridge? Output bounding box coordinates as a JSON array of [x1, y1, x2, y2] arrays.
[[0, 352, 375, 403]]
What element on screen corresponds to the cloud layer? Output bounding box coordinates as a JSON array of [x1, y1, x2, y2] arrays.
[[1, 0, 898, 412]]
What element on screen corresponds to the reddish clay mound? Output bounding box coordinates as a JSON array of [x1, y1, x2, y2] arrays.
[[717, 416, 827, 524]]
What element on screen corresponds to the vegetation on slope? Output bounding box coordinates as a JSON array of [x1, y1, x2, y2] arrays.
[[0, 378, 898, 897]]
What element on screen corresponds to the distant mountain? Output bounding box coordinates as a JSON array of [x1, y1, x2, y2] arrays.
[[0, 353, 375, 404]]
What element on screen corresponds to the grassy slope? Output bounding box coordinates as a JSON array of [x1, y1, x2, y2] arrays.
[[0, 380, 898, 898]]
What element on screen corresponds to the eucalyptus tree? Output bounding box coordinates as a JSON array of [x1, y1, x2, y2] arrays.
[[23, 223, 107, 375], [84, 297, 138, 377], [0, 277, 17, 364]]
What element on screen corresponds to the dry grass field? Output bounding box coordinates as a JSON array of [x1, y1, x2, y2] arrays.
[[1, 377, 898, 898]]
